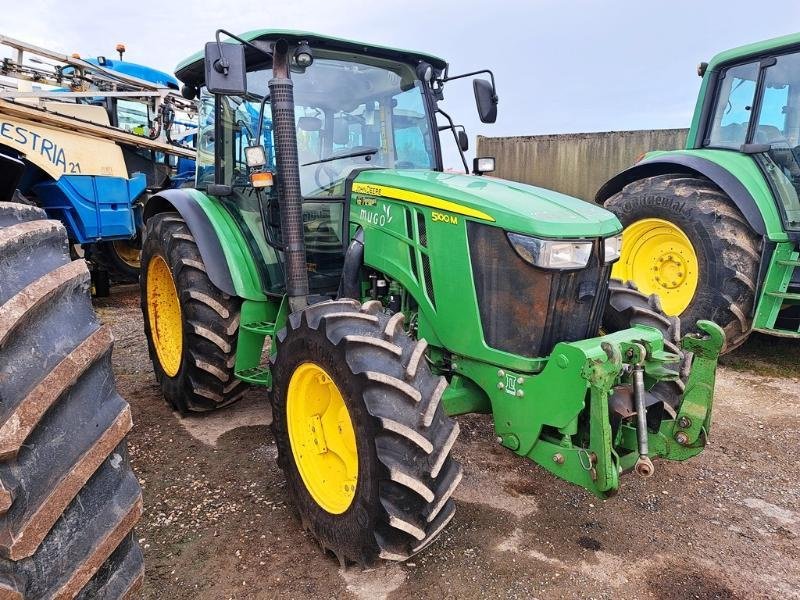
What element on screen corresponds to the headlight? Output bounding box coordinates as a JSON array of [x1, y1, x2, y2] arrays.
[[507, 232, 592, 270], [604, 234, 622, 263]]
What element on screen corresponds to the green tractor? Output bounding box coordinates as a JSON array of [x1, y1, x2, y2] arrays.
[[140, 29, 724, 565], [599, 32, 800, 351]]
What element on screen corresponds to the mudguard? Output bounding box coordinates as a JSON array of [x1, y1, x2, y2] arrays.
[[596, 153, 767, 236], [143, 188, 266, 300]]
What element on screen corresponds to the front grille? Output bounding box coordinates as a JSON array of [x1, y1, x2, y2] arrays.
[[468, 222, 610, 358]]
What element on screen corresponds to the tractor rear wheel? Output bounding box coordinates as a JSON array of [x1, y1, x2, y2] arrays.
[[605, 174, 760, 352], [0, 202, 143, 598], [86, 239, 142, 284], [270, 299, 462, 565], [140, 212, 246, 413]]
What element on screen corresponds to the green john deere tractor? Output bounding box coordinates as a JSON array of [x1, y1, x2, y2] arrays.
[[140, 29, 724, 565], [599, 32, 800, 352]]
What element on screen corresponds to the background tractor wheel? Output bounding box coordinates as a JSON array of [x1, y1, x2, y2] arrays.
[[140, 212, 246, 413], [86, 239, 142, 284], [270, 299, 462, 565], [605, 173, 760, 352], [0, 202, 143, 598]]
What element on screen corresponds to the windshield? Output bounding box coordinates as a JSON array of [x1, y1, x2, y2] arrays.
[[212, 53, 437, 198], [706, 52, 800, 230]]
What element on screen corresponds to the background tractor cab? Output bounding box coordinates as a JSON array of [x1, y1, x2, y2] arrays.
[[141, 30, 723, 566], [599, 32, 800, 349]]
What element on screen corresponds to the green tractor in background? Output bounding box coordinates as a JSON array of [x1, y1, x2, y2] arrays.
[[599, 32, 800, 352], [140, 29, 724, 565]]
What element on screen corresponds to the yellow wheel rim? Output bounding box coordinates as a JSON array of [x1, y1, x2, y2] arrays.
[[146, 255, 183, 377], [112, 240, 141, 269], [287, 363, 358, 514], [612, 218, 699, 316]]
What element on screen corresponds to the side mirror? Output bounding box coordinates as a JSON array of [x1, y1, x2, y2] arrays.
[[457, 128, 469, 152], [204, 42, 247, 95], [473, 79, 498, 124], [333, 120, 350, 146]]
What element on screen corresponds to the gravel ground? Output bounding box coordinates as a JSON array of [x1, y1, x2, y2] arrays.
[[94, 286, 799, 600]]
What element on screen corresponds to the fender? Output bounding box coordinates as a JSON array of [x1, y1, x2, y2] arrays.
[[144, 189, 266, 301], [595, 153, 767, 236]]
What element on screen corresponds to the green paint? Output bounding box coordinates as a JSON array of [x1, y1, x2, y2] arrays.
[[753, 242, 800, 334], [188, 190, 268, 301]]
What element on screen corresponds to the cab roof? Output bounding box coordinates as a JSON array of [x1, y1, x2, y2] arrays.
[[175, 29, 448, 88], [707, 31, 800, 71]]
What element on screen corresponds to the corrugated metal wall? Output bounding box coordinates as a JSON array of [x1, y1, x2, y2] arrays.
[[476, 129, 689, 201]]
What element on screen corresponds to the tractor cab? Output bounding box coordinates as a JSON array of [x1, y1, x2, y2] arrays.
[[704, 46, 800, 232], [174, 30, 495, 296]]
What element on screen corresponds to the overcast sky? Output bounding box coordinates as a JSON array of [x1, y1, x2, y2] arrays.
[[4, 0, 800, 167]]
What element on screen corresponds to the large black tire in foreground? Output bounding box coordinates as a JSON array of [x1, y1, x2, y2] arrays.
[[605, 174, 760, 352], [140, 213, 246, 413], [0, 202, 143, 599], [270, 299, 462, 565]]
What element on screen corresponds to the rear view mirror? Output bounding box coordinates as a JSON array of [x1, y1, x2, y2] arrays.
[[333, 120, 350, 146], [473, 79, 498, 123], [457, 129, 469, 152], [298, 117, 323, 132], [204, 42, 247, 95]]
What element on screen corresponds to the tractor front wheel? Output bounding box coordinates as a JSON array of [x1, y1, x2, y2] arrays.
[[605, 173, 760, 352], [270, 299, 462, 565]]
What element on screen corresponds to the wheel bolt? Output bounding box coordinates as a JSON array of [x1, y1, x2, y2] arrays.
[[678, 416, 691, 429], [675, 431, 690, 445]]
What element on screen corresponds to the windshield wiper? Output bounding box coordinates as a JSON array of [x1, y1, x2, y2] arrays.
[[302, 147, 378, 167]]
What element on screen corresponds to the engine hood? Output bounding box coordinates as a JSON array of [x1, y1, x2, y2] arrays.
[[352, 169, 621, 238]]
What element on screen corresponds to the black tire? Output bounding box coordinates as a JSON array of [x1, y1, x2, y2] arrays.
[[604, 279, 688, 412], [270, 299, 462, 565], [605, 174, 760, 352], [140, 212, 246, 413], [0, 202, 143, 599], [85, 240, 141, 284]]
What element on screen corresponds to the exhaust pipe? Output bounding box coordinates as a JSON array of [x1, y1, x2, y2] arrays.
[[269, 39, 308, 312]]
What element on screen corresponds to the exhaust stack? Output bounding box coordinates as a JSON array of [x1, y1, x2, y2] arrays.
[[269, 39, 308, 312]]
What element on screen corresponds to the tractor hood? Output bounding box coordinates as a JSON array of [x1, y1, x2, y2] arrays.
[[352, 169, 622, 238]]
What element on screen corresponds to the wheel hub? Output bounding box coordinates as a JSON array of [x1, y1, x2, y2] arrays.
[[287, 363, 358, 514], [612, 218, 699, 316]]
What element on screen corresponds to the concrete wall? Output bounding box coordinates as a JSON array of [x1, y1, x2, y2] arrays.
[[476, 129, 689, 201]]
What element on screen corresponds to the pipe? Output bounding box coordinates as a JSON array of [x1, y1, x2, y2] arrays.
[[632, 364, 654, 478], [269, 39, 308, 312]]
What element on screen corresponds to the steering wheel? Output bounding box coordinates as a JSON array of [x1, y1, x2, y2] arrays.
[[315, 164, 340, 190]]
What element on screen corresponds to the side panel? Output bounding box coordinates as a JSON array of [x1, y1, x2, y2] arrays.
[[350, 185, 543, 374], [597, 150, 787, 241], [0, 112, 128, 179], [32, 174, 145, 243], [143, 189, 267, 301]]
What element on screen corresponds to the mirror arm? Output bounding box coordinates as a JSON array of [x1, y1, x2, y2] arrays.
[[214, 28, 273, 73], [436, 107, 470, 174], [442, 68, 498, 98]]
